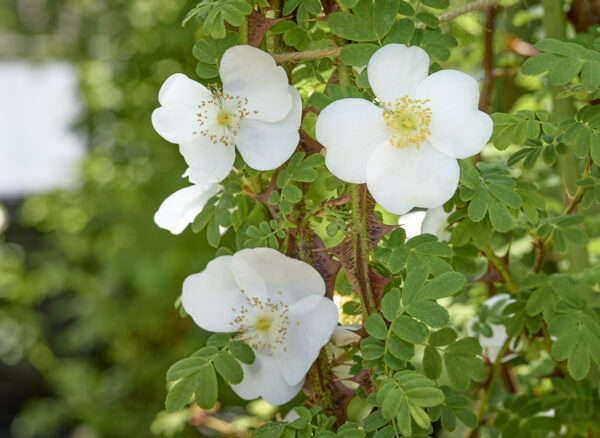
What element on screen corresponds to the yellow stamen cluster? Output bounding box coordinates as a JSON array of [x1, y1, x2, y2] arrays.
[[231, 290, 293, 355], [382, 96, 432, 149], [193, 84, 257, 147]]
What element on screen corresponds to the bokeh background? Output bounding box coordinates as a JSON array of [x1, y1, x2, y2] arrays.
[[1, 0, 599, 437]]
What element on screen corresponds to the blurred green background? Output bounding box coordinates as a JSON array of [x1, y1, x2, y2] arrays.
[[1, 0, 599, 437]]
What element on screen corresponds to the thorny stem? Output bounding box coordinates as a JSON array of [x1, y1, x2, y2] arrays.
[[349, 185, 376, 315], [478, 5, 497, 112]]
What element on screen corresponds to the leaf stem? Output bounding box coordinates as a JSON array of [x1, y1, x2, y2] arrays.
[[467, 338, 510, 438], [482, 246, 519, 293]]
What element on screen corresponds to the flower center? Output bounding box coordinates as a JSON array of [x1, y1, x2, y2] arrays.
[[382, 96, 432, 149], [216, 110, 233, 127], [231, 291, 293, 354], [193, 85, 256, 147]]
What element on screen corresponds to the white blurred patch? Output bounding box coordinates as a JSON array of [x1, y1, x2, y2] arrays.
[[0, 61, 85, 198]]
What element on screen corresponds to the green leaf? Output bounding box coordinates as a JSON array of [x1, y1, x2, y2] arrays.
[[488, 183, 521, 209], [365, 314, 388, 340], [229, 341, 255, 364], [405, 386, 444, 407], [416, 11, 438, 28], [488, 199, 513, 232], [549, 57, 583, 85], [373, 0, 399, 39], [381, 288, 402, 321], [282, 184, 302, 203], [392, 315, 428, 344], [328, 12, 376, 41], [553, 228, 567, 253], [468, 189, 490, 222], [166, 357, 207, 382], [428, 327, 457, 347], [521, 52, 563, 75], [423, 346, 442, 379], [384, 18, 414, 44], [407, 301, 449, 328], [402, 264, 430, 305], [340, 44, 379, 66], [336, 423, 366, 438], [590, 132, 600, 166], [361, 338, 385, 360], [381, 388, 403, 419], [581, 60, 600, 91], [387, 334, 415, 360], [166, 374, 197, 412], [213, 351, 243, 384], [194, 363, 218, 409], [444, 338, 485, 390], [421, 0, 449, 9], [459, 160, 480, 189], [363, 410, 388, 432], [418, 272, 466, 301], [567, 338, 590, 380]]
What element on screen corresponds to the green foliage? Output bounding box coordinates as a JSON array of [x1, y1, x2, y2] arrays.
[[375, 371, 444, 435], [6, 1, 600, 438], [183, 0, 253, 38], [193, 32, 239, 78], [165, 337, 254, 412], [522, 38, 600, 96]]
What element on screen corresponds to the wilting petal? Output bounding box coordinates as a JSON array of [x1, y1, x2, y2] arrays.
[[366, 142, 459, 215], [158, 73, 213, 106], [154, 184, 219, 234], [367, 44, 430, 103], [412, 70, 493, 159], [231, 352, 304, 405], [231, 248, 326, 304], [181, 256, 246, 332], [235, 86, 301, 170], [275, 295, 339, 385], [179, 137, 236, 184], [220, 45, 291, 123], [316, 98, 391, 183]]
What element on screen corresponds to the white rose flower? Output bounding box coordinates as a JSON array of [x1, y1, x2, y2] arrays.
[[152, 45, 302, 184], [398, 206, 451, 241], [154, 183, 219, 235], [182, 248, 339, 405], [316, 44, 493, 215]]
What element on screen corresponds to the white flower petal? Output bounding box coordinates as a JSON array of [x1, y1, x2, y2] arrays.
[[154, 184, 219, 234], [330, 326, 361, 347], [412, 70, 493, 159], [367, 44, 430, 103], [231, 248, 326, 304], [231, 352, 304, 405], [220, 45, 291, 123], [421, 207, 451, 242], [398, 211, 427, 240], [151, 105, 200, 144], [179, 137, 236, 184], [316, 98, 391, 183], [276, 295, 339, 385], [181, 256, 246, 332], [366, 142, 459, 215], [158, 73, 213, 106], [235, 86, 301, 170]]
